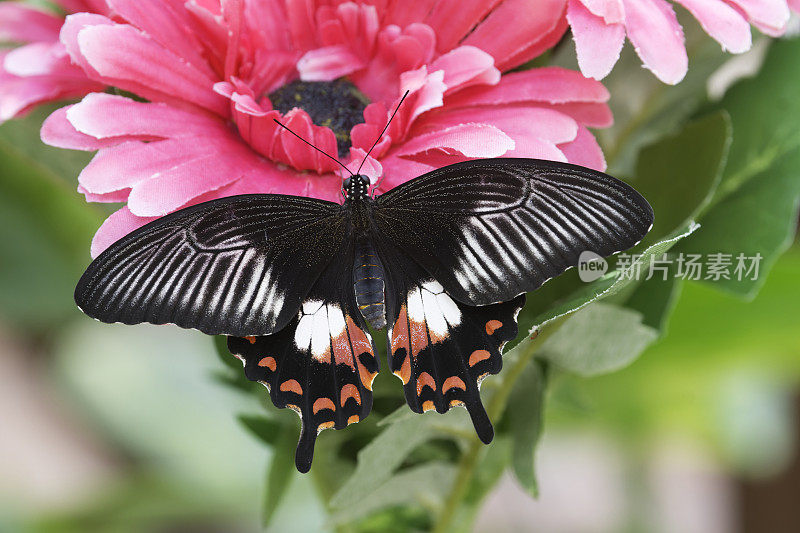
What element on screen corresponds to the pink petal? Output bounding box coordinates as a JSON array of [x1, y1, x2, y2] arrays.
[[297, 45, 365, 81], [558, 125, 607, 171], [91, 206, 156, 258], [66, 93, 225, 140], [446, 67, 610, 107], [430, 46, 500, 93], [462, 0, 568, 71], [4, 43, 67, 77], [60, 13, 116, 78], [376, 153, 440, 191], [727, 0, 790, 34], [127, 152, 246, 216], [424, 0, 502, 53], [78, 184, 131, 203], [541, 102, 614, 128], [568, 0, 626, 80], [41, 105, 127, 150], [417, 107, 579, 146], [394, 123, 514, 159], [105, 0, 217, 79], [0, 4, 63, 43], [623, 0, 688, 84], [57, 0, 110, 15], [383, 0, 439, 28], [790, 0, 800, 13], [0, 63, 101, 121], [580, 0, 626, 22], [76, 23, 227, 115], [675, 0, 751, 53], [79, 140, 215, 194], [221, 169, 343, 202], [343, 148, 383, 184]]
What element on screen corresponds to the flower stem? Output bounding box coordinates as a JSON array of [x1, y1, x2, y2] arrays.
[[431, 318, 566, 533]]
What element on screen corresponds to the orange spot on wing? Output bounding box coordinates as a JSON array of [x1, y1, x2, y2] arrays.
[[469, 350, 491, 367], [449, 399, 465, 407], [409, 318, 428, 357], [345, 316, 377, 391], [416, 372, 436, 396], [286, 404, 300, 413], [280, 379, 303, 395], [313, 397, 335, 414], [245, 336, 256, 344], [443, 376, 467, 393], [393, 355, 411, 384], [390, 305, 410, 355], [347, 415, 360, 425], [331, 327, 354, 369], [485, 320, 503, 335], [360, 369, 377, 391], [422, 400, 435, 412], [258, 356, 277, 371], [346, 316, 374, 357], [318, 421, 335, 430], [340, 384, 361, 407]]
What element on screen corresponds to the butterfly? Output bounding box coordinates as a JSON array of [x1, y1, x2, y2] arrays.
[[74, 154, 653, 472]]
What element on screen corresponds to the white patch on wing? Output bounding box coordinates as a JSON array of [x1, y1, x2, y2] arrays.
[[295, 301, 347, 361], [420, 288, 447, 337], [326, 304, 346, 338], [436, 292, 461, 326], [422, 280, 444, 294], [310, 304, 330, 361], [406, 280, 462, 340], [294, 312, 313, 350], [406, 286, 425, 323], [303, 299, 324, 314]]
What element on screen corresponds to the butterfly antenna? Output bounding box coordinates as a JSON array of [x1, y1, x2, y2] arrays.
[[273, 119, 354, 177], [357, 90, 410, 177]]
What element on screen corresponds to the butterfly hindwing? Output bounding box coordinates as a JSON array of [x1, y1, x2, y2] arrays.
[[75, 195, 347, 336], [374, 158, 654, 306], [228, 243, 379, 472], [377, 239, 524, 442]]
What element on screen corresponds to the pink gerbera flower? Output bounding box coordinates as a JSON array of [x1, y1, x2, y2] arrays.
[[0, 1, 107, 121], [567, 0, 800, 84], [39, 0, 612, 257]]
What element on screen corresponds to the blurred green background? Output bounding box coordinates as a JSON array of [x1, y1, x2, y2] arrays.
[[2, 19, 800, 533]]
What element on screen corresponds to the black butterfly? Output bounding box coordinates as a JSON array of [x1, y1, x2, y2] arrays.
[[75, 158, 653, 472]]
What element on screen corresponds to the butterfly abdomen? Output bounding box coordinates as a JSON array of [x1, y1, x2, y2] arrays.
[[353, 240, 386, 330]]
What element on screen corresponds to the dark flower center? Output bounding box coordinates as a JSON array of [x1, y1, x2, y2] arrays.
[[269, 79, 369, 158]]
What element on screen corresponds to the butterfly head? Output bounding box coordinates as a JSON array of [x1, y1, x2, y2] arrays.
[[342, 174, 371, 202]]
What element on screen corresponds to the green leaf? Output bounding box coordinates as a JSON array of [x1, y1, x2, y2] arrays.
[[331, 408, 472, 511], [262, 425, 297, 527], [507, 361, 547, 496], [537, 302, 659, 376], [596, 18, 732, 174], [330, 462, 456, 525], [633, 112, 731, 245], [678, 149, 800, 296], [678, 37, 800, 296], [0, 127, 102, 327], [527, 223, 699, 331], [712, 38, 800, 199], [0, 105, 93, 183], [624, 272, 682, 333], [238, 415, 284, 447]]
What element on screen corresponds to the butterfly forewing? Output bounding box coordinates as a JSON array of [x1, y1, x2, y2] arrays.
[[75, 195, 347, 336], [374, 158, 654, 306]]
